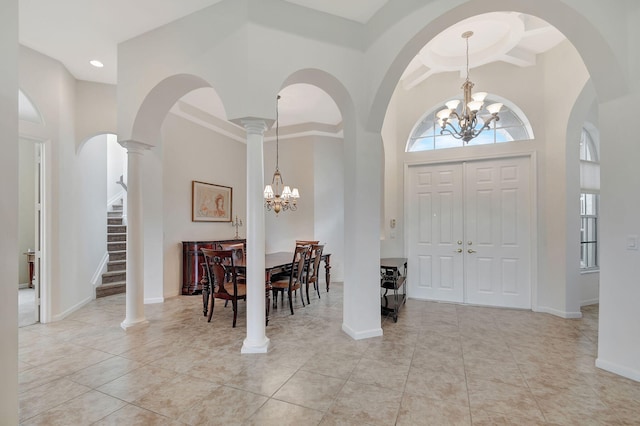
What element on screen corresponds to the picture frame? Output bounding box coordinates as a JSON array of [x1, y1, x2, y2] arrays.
[[192, 181, 232, 222]]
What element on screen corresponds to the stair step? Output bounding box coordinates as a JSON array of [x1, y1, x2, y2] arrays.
[[108, 242, 126, 252], [107, 211, 122, 218], [108, 217, 123, 225], [108, 225, 126, 234], [107, 260, 126, 272], [111, 204, 123, 211], [108, 233, 127, 242], [102, 270, 126, 284], [109, 250, 126, 261], [96, 282, 126, 298]]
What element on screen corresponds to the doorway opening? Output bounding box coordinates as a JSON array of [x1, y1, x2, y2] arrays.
[[19, 139, 44, 327]]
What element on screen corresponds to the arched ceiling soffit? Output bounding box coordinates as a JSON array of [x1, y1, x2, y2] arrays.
[[280, 69, 355, 138], [171, 75, 348, 143], [18, 89, 44, 125], [131, 73, 213, 146], [365, 0, 627, 132]]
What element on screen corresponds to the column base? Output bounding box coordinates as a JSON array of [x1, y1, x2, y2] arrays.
[[342, 323, 383, 340], [120, 318, 149, 330], [241, 336, 271, 354]]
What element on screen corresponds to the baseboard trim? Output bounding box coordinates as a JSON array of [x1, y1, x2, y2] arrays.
[[51, 295, 93, 322], [535, 306, 583, 319], [580, 298, 599, 307], [596, 358, 640, 383], [144, 297, 164, 304], [342, 323, 383, 340]]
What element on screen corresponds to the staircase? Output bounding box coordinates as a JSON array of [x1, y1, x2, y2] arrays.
[[96, 202, 127, 298]]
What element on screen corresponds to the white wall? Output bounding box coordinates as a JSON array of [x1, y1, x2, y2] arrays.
[[18, 138, 36, 285], [314, 136, 345, 282], [75, 81, 117, 148], [19, 46, 119, 321], [161, 112, 247, 298], [77, 135, 108, 295], [597, 3, 640, 377], [580, 271, 599, 306], [264, 136, 315, 253], [19, 46, 78, 320], [1, 0, 19, 420]]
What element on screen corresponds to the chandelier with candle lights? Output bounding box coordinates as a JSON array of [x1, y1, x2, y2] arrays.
[[264, 95, 299, 214], [436, 31, 502, 143]]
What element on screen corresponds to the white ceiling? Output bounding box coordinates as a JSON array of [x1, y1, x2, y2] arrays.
[[19, 3, 564, 128], [19, 0, 389, 85]]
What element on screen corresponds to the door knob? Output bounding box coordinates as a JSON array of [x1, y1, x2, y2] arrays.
[[457, 240, 463, 245], [467, 241, 473, 245], [455, 248, 462, 253], [468, 249, 476, 254]]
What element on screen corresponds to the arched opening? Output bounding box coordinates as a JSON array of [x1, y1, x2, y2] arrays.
[[75, 133, 128, 300], [264, 83, 345, 285], [377, 9, 605, 315], [282, 69, 364, 339], [18, 89, 46, 326]]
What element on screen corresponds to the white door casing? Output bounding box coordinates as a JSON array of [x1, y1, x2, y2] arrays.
[[406, 156, 532, 309]]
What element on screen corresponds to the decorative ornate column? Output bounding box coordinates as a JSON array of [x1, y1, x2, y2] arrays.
[[240, 119, 270, 353], [119, 140, 152, 330]]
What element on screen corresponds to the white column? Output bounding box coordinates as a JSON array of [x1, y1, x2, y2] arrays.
[[119, 140, 152, 330], [342, 130, 383, 339], [240, 119, 270, 353]]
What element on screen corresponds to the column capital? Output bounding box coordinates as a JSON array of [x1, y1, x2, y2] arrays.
[[119, 139, 153, 153], [231, 118, 273, 136]]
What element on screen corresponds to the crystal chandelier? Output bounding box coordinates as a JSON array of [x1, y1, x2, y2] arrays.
[[264, 95, 299, 214], [437, 31, 503, 143]]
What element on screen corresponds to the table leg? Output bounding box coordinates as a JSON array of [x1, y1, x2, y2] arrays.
[[28, 261, 34, 288], [201, 264, 209, 316], [265, 271, 272, 326], [323, 254, 331, 292]]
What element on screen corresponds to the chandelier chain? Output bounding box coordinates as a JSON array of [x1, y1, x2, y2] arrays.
[[275, 95, 280, 172], [465, 34, 470, 81]]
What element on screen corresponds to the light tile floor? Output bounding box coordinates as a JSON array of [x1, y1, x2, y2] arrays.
[[19, 288, 36, 328], [18, 284, 640, 425]]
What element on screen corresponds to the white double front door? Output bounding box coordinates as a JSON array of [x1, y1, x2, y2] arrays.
[[406, 156, 532, 309]]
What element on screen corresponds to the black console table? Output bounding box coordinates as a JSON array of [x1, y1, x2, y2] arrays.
[[380, 258, 407, 322]]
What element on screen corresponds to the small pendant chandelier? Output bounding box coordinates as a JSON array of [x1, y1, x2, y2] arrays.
[[437, 31, 503, 143], [264, 95, 299, 214]]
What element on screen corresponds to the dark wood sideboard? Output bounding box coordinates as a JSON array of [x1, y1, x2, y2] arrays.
[[182, 239, 246, 295]]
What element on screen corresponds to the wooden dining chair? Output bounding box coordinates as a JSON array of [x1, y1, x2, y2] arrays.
[[271, 244, 311, 315], [219, 241, 246, 286], [304, 244, 324, 303], [201, 248, 246, 327], [219, 242, 245, 265]]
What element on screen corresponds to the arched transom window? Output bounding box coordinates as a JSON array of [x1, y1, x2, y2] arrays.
[[406, 97, 533, 152]]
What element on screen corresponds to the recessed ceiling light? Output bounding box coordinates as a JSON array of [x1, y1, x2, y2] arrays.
[[89, 60, 104, 68]]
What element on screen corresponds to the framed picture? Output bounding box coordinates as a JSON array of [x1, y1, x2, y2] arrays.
[[192, 181, 232, 222]]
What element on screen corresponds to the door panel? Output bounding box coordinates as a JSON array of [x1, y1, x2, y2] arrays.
[[464, 158, 531, 309], [408, 164, 464, 302], [407, 157, 531, 309]]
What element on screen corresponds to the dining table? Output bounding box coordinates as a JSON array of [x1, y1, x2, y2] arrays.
[[202, 251, 332, 325]]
